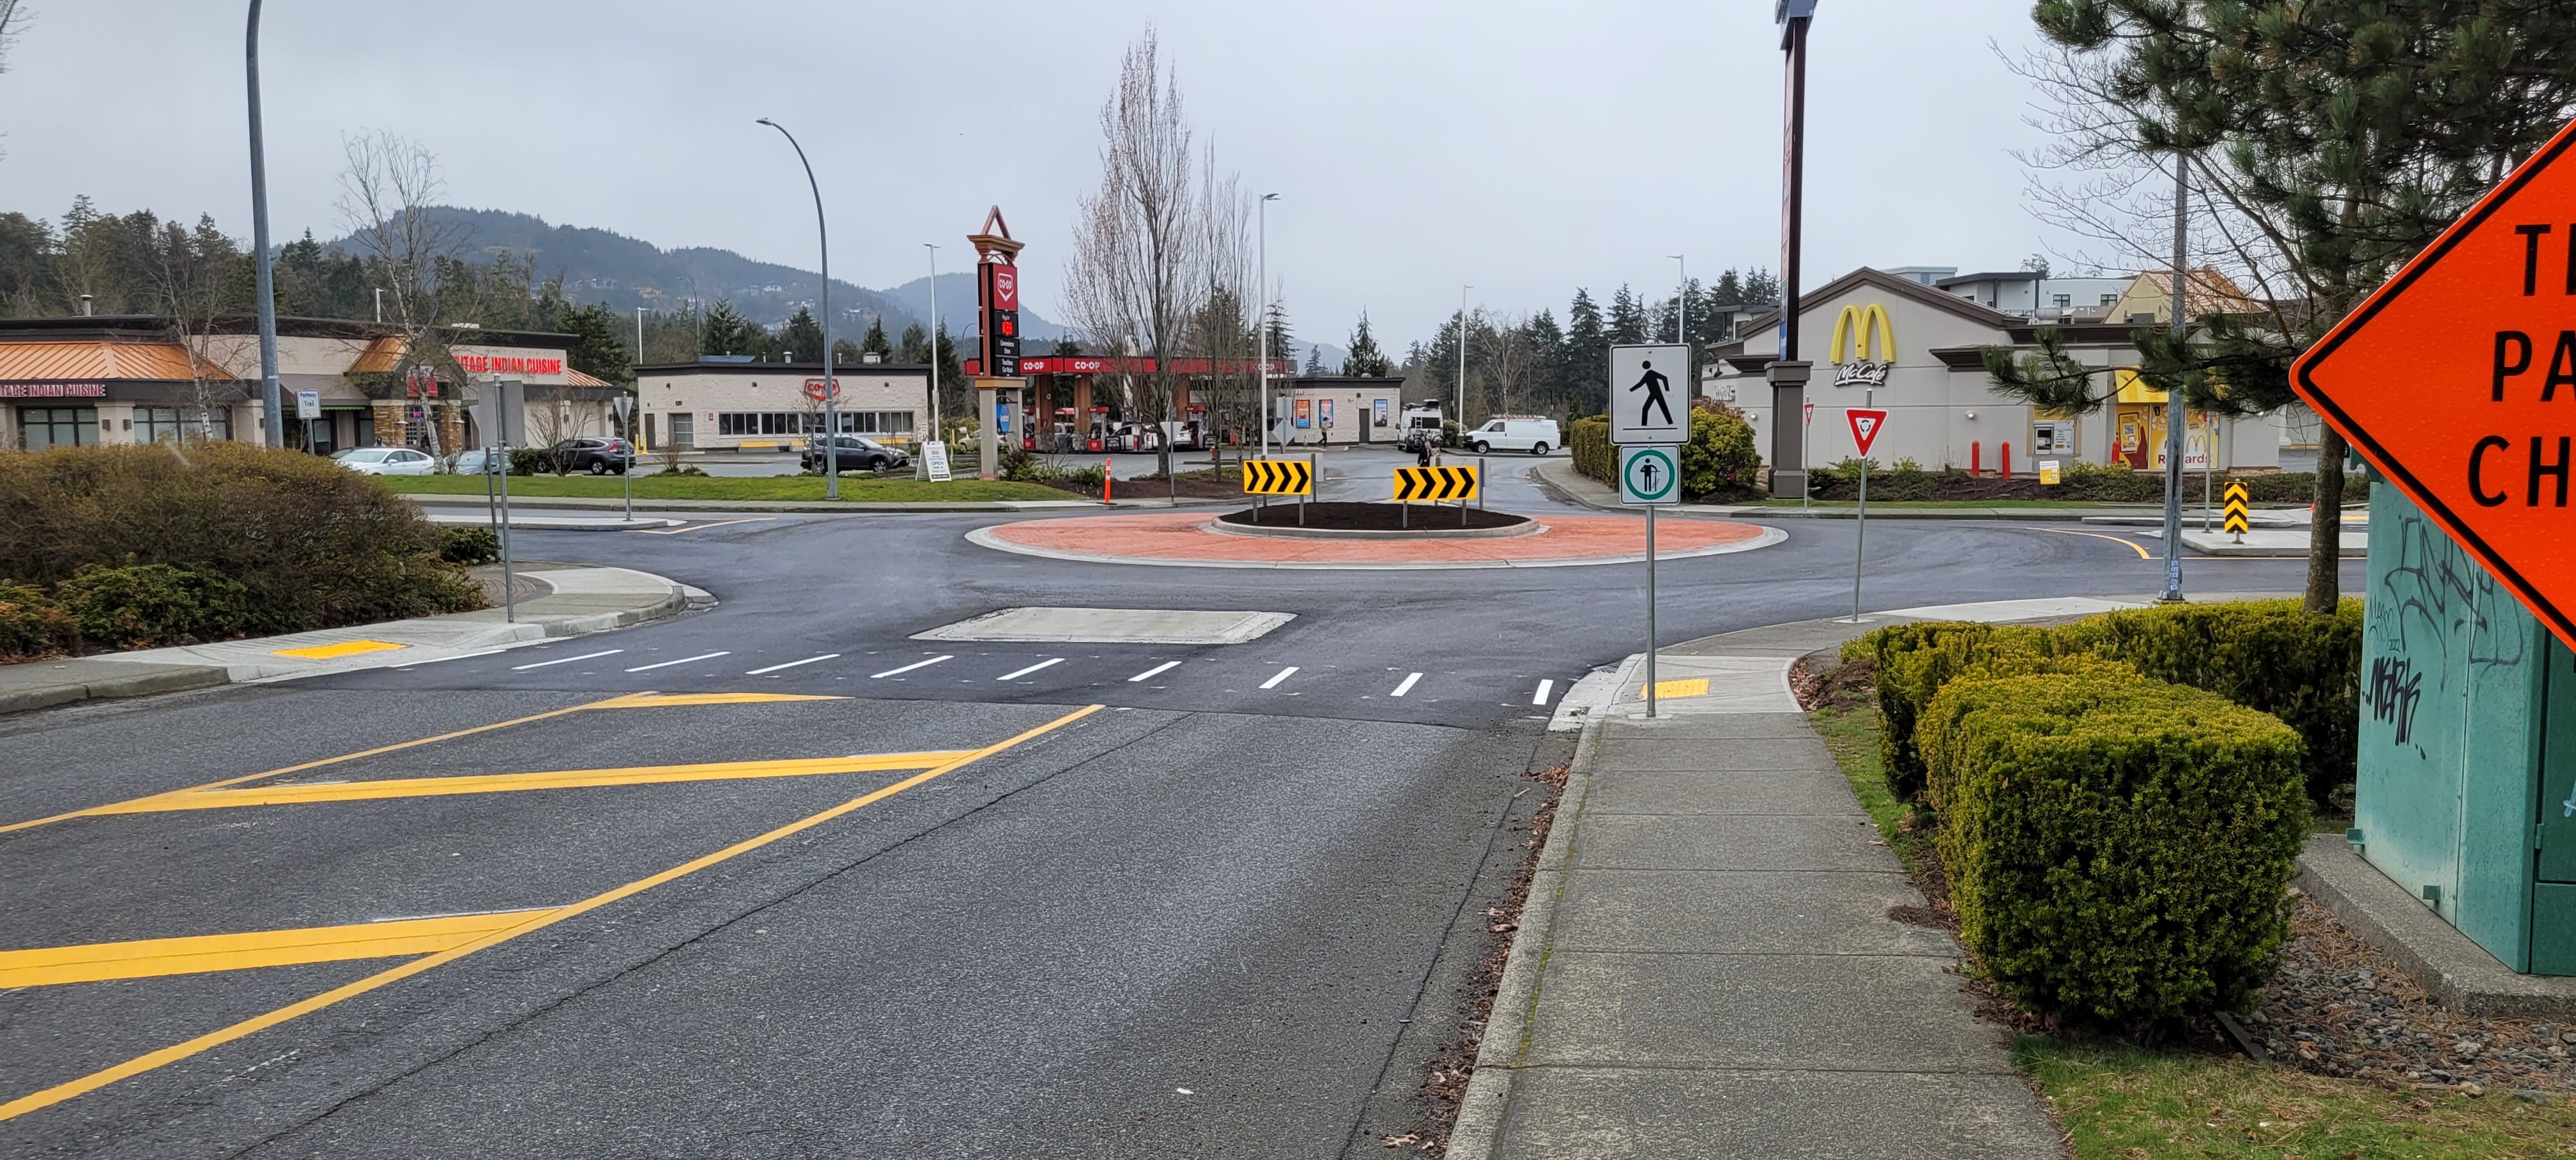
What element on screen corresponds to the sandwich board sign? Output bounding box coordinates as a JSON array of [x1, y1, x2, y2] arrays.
[[1620, 445, 1678, 506], [2292, 113, 2576, 651], [923, 440, 953, 483], [1847, 408, 1887, 457], [1609, 344, 1689, 445]]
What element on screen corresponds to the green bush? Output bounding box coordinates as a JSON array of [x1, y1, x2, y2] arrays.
[[1855, 622, 2135, 802], [0, 581, 75, 660], [1924, 673, 2309, 1027], [439, 526, 502, 565], [508, 448, 551, 477], [55, 563, 256, 650], [1568, 416, 1613, 483], [0, 443, 486, 635], [1678, 403, 1762, 498], [2067, 599, 2363, 809]]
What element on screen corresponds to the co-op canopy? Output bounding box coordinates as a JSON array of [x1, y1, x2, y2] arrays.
[[961, 356, 1295, 376]]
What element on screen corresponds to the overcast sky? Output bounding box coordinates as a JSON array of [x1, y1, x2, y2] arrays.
[[2, 1, 2089, 348]]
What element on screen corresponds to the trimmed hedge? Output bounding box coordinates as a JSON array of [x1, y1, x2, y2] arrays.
[[0, 581, 75, 660], [1924, 673, 2309, 1026], [1678, 402, 1762, 498], [1568, 416, 1613, 484], [0, 442, 485, 635], [1848, 598, 2363, 809], [1805, 459, 2370, 505], [56, 563, 255, 650]]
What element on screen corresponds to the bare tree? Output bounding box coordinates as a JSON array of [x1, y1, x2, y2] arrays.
[[0, 1, 27, 161], [337, 130, 468, 455], [1193, 156, 1254, 466], [1482, 313, 1536, 422], [150, 216, 245, 446], [1062, 29, 1207, 489]]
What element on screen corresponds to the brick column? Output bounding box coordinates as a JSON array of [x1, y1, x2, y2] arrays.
[[370, 401, 407, 446], [436, 403, 466, 454]]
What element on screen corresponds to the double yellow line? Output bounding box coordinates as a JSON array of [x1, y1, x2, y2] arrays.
[[0, 700, 1102, 1122]]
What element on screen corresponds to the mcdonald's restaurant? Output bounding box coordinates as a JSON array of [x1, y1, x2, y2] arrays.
[[1707, 267, 2291, 478]]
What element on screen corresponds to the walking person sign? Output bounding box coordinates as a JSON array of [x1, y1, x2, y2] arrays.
[[1609, 344, 1689, 445]]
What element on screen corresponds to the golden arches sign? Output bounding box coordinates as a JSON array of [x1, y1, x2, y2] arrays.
[[1830, 303, 1897, 365]]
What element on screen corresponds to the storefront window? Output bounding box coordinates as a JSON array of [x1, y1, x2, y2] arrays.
[[19, 407, 98, 450], [135, 406, 233, 444]]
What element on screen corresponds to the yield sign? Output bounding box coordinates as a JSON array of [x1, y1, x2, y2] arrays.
[[2294, 114, 2576, 649], [1847, 408, 1887, 457]]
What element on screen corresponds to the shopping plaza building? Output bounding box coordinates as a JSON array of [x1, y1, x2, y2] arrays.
[[0, 315, 615, 453]]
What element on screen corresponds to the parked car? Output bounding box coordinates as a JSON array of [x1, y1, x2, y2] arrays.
[[1395, 404, 1446, 453], [1460, 416, 1562, 455], [332, 446, 438, 476], [801, 435, 910, 473], [547, 437, 634, 475], [443, 447, 500, 475]]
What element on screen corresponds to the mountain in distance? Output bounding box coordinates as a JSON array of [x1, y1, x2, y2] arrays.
[[326, 208, 1066, 340]]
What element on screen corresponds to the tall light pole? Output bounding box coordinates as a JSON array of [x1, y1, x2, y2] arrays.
[[1259, 193, 1279, 457], [919, 243, 940, 479], [1769, 1, 1818, 499], [756, 118, 838, 498], [1456, 284, 1471, 436], [245, 0, 282, 447], [1668, 254, 1687, 344], [2159, 156, 2190, 603]]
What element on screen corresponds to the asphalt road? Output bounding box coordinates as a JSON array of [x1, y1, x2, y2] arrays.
[[0, 466, 2361, 1158]]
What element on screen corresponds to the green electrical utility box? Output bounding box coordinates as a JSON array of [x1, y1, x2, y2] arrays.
[[2358, 487, 2576, 975]]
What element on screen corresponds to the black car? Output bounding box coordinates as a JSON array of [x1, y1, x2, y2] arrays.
[[801, 435, 909, 473], [547, 437, 634, 475]]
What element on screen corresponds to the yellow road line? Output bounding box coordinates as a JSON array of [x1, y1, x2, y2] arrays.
[[632, 517, 776, 536], [0, 910, 558, 989], [2027, 526, 2154, 559], [0, 703, 1100, 1124], [89, 752, 977, 813], [0, 692, 843, 835]]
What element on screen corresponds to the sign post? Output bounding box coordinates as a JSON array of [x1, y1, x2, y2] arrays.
[[1845, 407, 1889, 622], [2221, 480, 2251, 544], [295, 388, 319, 452], [611, 394, 635, 523], [1610, 343, 1689, 719]]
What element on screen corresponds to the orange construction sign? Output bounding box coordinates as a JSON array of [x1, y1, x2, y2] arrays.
[[2295, 114, 2576, 650]]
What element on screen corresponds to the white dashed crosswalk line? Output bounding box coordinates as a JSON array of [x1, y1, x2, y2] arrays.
[[995, 658, 1066, 682], [1533, 679, 1554, 706], [1128, 660, 1181, 683], [1390, 673, 1423, 698], [625, 652, 729, 673], [746, 653, 839, 675], [1260, 666, 1300, 690], [512, 649, 622, 671], [871, 655, 953, 678]]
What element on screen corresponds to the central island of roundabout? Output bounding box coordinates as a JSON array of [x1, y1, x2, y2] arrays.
[[967, 500, 1784, 570]]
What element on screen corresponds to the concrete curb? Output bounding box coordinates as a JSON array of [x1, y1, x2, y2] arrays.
[[1529, 457, 2189, 523], [2297, 834, 2576, 1018], [1447, 716, 1604, 1159], [962, 523, 1789, 571], [0, 664, 232, 716]]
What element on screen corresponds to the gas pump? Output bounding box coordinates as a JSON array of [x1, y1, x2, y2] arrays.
[[1052, 409, 1078, 454], [1088, 407, 1110, 453]]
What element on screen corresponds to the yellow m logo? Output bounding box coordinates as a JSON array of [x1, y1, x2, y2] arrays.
[[1830, 303, 1897, 365]]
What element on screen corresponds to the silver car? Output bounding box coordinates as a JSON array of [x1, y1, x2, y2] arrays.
[[333, 446, 438, 476]]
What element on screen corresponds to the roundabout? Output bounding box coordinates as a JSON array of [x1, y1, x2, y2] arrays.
[[967, 507, 1786, 569]]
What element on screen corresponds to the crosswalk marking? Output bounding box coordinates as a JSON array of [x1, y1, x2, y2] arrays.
[[1128, 660, 1181, 683], [871, 655, 954, 678], [392, 649, 505, 671], [995, 658, 1065, 682], [1533, 680, 1554, 705], [746, 653, 840, 675], [1260, 666, 1300, 689], [512, 649, 622, 671], [624, 652, 730, 673], [1391, 673, 1423, 698]]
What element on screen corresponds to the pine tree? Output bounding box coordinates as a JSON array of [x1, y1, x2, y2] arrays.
[[1523, 308, 1570, 415], [780, 306, 824, 363], [1340, 313, 1393, 377], [1303, 345, 1326, 376], [700, 300, 764, 356], [1264, 305, 1293, 365], [552, 301, 634, 384], [860, 316, 893, 359], [1606, 284, 1646, 345], [897, 321, 930, 364], [1708, 269, 1745, 307], [1740, 269, 1781, 305], [1565, 289, 1607, 414]]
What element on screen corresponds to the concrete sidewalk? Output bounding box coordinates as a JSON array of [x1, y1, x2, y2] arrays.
[[0, 565, 702, 715], [1453, 598, 2262, 1158]]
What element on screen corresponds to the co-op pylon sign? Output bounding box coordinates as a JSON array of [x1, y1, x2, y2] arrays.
[[1830, 302, 1896, 390]]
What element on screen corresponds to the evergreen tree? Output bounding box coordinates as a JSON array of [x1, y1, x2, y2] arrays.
[[1605, 284, 1645, 345], [551, 301, 634, 384], [1303, 345, 1326, 376], [897, 321, 930, 363], [699, 300, 765, 356], [1050, 337, 1084, 356], [1741, 269, 1781, 305], [780, 305, 824, 363], [1707, 269, 1745, 307], [1565, 289, 1607, 413], [859, 316, 893, 359], [1264, 305, 1293, 365], [1523, 308, 1570, 414], [1340, 313, 1393, 376]]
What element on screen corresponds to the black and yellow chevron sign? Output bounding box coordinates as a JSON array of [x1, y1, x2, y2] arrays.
[[2222, 480, 2251, 537], [1393, 464, 1480, 502], [1241, 458, 1313, 496]]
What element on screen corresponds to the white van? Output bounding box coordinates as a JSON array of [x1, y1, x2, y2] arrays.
[[1459, 416, 1563, 455]]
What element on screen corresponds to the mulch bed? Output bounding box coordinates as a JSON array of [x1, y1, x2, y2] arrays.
[[1218, 501, 1529, 532]]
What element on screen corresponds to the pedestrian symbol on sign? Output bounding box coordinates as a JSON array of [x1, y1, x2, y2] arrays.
[[1620, 445, 1678, 507], [1629, 360, 1674, 427]]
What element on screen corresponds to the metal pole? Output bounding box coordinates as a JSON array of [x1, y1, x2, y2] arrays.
[[2159, 154, 2189, 602], [1301, 451, 1312, 526], [1260, 194, 1277, 459], [1646, 504, 1658, 719], [245, 0, 283, 447], [1670, 254, 1686, 344], [497, 439, 516, 623], [758, 118, 836, 498], [920, 243, 940, 480], [1769, 6, 1812, 499], [1457, 285, 1470, 436], [1851, 383, 1871, 622]]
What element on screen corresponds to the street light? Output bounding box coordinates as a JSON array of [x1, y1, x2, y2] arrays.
[[755, 118, 838, 497], [1668, 254, 1687, 344], [921, 243, 940, 480], [1457, 285, 1471, 437], [1259, 193, 1279, 458], [245, 1, 282, 447]]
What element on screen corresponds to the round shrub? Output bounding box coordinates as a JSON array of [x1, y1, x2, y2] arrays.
[[439, 526, 502, 566], [1679, 403, 1761, 498], [1922, 673, 2310, 1028], [0, 581, 75, 660], [55, 563, 255, 649]]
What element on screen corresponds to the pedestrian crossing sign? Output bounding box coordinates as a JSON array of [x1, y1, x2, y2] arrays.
[[1609, 344, 1690, 445]]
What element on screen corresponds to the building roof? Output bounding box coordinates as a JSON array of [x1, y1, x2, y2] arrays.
[[0, 339, 242, 382], [0, 314, 576, 350], [564, 368, 618, 388], [635, 360, 931, 376], [1736, 267, 2027, 336]]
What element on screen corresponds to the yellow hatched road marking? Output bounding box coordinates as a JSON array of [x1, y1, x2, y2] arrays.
[[0, 910, 560, 989], [0, 692, 843, 834], [87, 751, 977, 813], [1651, 678, 1711, 699], [271, 640, 406, 660], [0, 704, 1103, 1123]]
